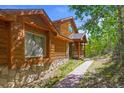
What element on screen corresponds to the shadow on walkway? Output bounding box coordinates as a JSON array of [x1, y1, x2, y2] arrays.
[[53, 74, 82, 88]]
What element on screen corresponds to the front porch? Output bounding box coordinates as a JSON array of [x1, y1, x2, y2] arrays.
[[69, 33, 87, 59], [69, 42, 85, 59]]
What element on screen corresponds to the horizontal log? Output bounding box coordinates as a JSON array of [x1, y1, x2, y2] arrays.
[[0, 61, 8, 64], [0, 39, 8, 44], [0, 49, 8, 54], [0, 59, 8, 63], [55, 54, 66, 56], [0, 55, 8, 58]]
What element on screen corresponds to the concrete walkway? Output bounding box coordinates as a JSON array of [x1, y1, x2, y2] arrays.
[[53, 60, 93, 88]]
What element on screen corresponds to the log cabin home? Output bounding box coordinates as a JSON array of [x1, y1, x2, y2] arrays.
[[0, 9, 87, 70]]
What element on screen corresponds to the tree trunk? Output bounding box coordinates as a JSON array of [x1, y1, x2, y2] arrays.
[[114, 6, 124, 64]]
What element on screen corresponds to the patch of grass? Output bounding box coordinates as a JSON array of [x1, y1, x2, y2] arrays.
[[79, 57, 124, 88], [41, 59, 83, 88]]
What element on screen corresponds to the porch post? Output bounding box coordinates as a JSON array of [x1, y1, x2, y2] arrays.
[[78, 42, 80, 59], [83, 43, 85, 57]]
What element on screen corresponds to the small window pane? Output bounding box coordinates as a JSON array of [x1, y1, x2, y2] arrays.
[[68, 25, 73, 32]]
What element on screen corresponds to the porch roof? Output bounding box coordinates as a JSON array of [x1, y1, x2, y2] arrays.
[[69, 33, 87, 43], [69, 33, 85, 39]]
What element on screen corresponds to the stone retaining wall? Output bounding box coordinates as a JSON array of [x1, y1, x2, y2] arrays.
[[0, 58, 69, 88]]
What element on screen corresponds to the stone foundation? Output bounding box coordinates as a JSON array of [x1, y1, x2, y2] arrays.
[[0, 58, 69, 88]]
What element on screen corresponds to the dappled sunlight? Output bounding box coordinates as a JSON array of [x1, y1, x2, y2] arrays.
[[79, 57, 124, 88], [36, 60, 83, 88], [53, 74, 82, 88]]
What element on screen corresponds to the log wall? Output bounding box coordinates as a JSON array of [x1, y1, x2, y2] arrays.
[[0, 20, 10, 64], [50, 33, 69, 59]]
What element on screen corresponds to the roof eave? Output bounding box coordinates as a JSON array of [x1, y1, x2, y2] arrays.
[[56, 34, 73, 42]]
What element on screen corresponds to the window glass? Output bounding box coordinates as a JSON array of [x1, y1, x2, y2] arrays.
[[25, 32, 46, 57], [68, 24, 73, 32]]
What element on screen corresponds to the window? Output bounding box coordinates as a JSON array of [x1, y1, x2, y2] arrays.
[[68, 24, 73, 32], [25, 32, 46, 57]]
